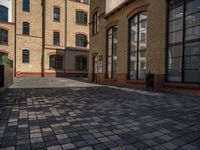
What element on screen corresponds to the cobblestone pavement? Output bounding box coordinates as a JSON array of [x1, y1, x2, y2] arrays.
[[0, 77, 200, 150]]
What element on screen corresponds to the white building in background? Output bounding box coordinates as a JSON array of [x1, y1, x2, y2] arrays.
[[106, 0, 126, 13]]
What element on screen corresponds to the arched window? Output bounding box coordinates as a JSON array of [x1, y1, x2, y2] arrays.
[[76, 11, 87, 25], [76, 34, 87, 47], [0, 29, 8, 45], [128, 12, 147, 80], [22, 49, 29, 63], [0, 5, 8, 22], [106, 26, 118, 79], [167, 0, 200, 83], [49, 55, 63, 70], [23, 0, 30, 12], [75, 56, 88, 71]]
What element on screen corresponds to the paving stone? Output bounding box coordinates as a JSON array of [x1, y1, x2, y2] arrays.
[[0, 77, 199, 150]]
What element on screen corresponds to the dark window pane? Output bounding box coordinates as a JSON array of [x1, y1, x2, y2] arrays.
[[76, 34, 87, 47], [75, 56, 88, 71], [22, 49, 29, 63], [106, 26, 118, 79], [23, 22, 30, 35], [54, 7, 60, 21], [23, 0, 30, 12], [0, 5, 8, 22], [167, 57, 182, 82], [0, 29, 8, 45], [128, 12, 147, 80], [49, 55, 63, 70], [53, 32, 60, 45], [76, 11, 87, 25], [186, 0, 200, 15]]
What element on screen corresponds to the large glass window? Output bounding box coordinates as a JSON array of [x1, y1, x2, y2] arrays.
[[75, 56, 88, 71], [54, 7, 60, 21], [49, 55, 63, 70], [128, 12, 147, 80], [106, 26, 118, 79], [22, 49, 29, 63], [23, 0, 30, 12], [167, 0, 200, 83], [92, 11, 99, 34], [0, 29, 8, 45], [76, 11, 87, 25], [76, 34, 87, 47], [0, 5, 8, 22], [23, 22, 30, 35]]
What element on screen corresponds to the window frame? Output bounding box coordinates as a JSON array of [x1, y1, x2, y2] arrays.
[[0, 5, 8, 22], [92, 11, 99, 34], [106, 26, 118, 79], [0, 28, 8, 45], [76, 11, 88, 25], [75, 55, 88, 71], [23, 0, 30, 12], [53, 31, 60, 46], [53, 6, 61, 22], [22, 49, 30, 63], [128, 11, 147, 81], [23, 22, 30, 35], [166, 0, 200, 84], [75, 34, 88, 47], [49, 55, 63, 70]]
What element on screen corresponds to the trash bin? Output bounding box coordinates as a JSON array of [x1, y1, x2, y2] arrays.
[[145, 73, 154, 91], [0, 65, 4, 87]]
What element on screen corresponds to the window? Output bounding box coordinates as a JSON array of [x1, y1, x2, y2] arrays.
[[92, 11, 99, 34], [76, 34, 87, 47], [0, 29, 8, 45], [106, 26, 118, 79], [23, 0, 30, 12], [54, 7, 60, 21], [83, 0, 90, 4], [75, 56, 88, 71], [128, 12, 147, 80], [76, 11, 87, 25], [0, 5, 8, 22], [22, 49, 29, 63], [53, 32, 60, 45], [167, 0, 200, 83], [23, 22, 30, 35], [49, 55, 63, 70]]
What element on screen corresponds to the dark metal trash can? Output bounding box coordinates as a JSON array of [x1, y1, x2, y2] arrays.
[[145, 73, 154, 90], [0, 65, 4, 87]]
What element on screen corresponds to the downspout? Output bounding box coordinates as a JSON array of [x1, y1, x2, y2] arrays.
[[64, 0, 67, 75], [14, 0, 17, 77], [41, 0, 45, 77]]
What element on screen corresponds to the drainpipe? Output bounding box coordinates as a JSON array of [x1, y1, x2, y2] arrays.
[[64, 0, 67, 75], [14, 0, 17, 77], [41, 0, 45, 77]]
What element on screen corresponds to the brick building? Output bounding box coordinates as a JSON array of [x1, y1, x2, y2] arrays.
[[89, 0, 200, 96], [0, 0, 89, 77]]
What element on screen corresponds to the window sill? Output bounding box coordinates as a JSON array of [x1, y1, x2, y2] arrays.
[[0, 43, 8, 46], [75, 23, 88, 26], [48, 68, 64, 71], [163, 82, 200, 90], [53, 20, 61, 22]]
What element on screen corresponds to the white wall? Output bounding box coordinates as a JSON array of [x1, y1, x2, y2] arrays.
[[0, 0, 13, 22], [106, 0, 126, 13]]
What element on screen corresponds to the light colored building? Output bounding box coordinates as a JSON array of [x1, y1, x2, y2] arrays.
[[0, 0, 90, 77], [89, 0, 200, 96]]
